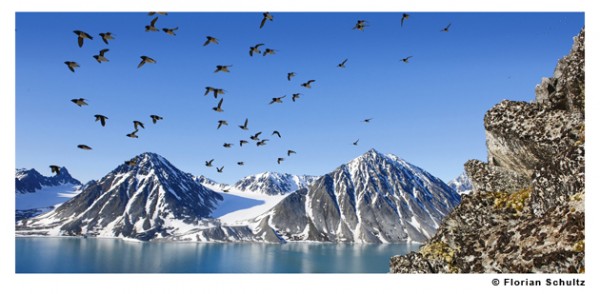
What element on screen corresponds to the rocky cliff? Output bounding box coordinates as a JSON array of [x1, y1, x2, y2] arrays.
[[390, 28, 585, 273]]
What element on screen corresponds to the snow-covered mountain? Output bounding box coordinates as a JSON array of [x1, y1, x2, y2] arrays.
[[250, 149, 461, 243], [232, 172, 318, 196], [16, 167, 81, 194], [16, 153, 223, 240], [447, 172, 473, 194]]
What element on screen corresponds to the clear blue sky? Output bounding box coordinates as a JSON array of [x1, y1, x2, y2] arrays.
[[16, 12, 584, 184]]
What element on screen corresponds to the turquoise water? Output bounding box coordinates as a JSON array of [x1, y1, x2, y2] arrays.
[[15, 237, 420, 273]]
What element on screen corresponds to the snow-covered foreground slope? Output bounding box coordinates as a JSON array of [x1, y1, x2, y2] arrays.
[[16, 183, 81, 210], [207, 188, 287, 225]]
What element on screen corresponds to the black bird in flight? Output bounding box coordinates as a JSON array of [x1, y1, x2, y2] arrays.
[[99, 32, 114, 44], [301, 80, 316, 88], [77, 144, 92, 150], [223, 143, 232, 148], [205, 87, 225, 98], [260, 12, 273, 29], [441, 23, 451, 32], [401, 56, 413, 63], [263, 48, 276, 56], [217, 120, 228, 129], [150, 115, 163, 124], [287, 150, 296, 156], [93, 48, 110, 63], [94, 114, 108, 127], [148, 12, 168, 16], [133, 120, 145, 130], [277, 157, 284, 164], [64, 61, 79, 73], [205, 159, 214, 167], [338, 58, 348, 68], [213, 98, 224, 112], [240, 140, 249, 147], [49, 165, 61, 175], [126, 130, 139, 138], [250, 132, 262, 141], [71, 98, 88, 107], [125, 158, 137, 167], [214, 65, 232, 73], [162, 27, 178, 36], [145, 17, 159, 32], [138, 56, 156, 68], [287, 72, 296, 81], [249, 43, 264, 56], [204, 36, 219, 46], [363, 118, 373, 123], [73, 30, 93, 48], [401, 13, 409, 27], [353, 20, 368, 31], [272, 130, 281, 138], [269, 95, 285, 105], [291, 93, 302, 102], [353, 139, 359, 146], [217, 166, 224, 173], [239, 118, 249, 130], [257, 139, 269, 146], [237, 162, 244, 166]]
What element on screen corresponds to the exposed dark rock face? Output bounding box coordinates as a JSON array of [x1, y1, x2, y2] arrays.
[[391, 28, 585, 273]]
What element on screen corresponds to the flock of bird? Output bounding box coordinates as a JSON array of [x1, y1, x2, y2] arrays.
[[52, 12, 453, 180]]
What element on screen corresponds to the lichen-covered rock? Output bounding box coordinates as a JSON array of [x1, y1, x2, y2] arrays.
[[391, 28, 584, 274]]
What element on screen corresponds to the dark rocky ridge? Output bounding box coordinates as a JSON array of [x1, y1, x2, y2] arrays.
[[390, 28, 585, 273], [16, 167, 81, 194]]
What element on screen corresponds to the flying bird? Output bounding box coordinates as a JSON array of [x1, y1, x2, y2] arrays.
[[94, 114, 108, 127], [205, 159, 214, 167], [204, 87, 225, 98], [133, 120, 145, 130], [269, 95, 285, 104], [363, 118, 373, 123], [73, 30, 93, 48], [93, 48, 110, 63], [257, 139, 269, 146], [263, 48, 276, 56], [239, 118, 249, 130], [126, 130, 139, 138], [125, 158, 137, 167], [287, 150, 296, 156], [240, 140, 248, 147], [77, 144, 92, 150], [222, 188, 230, 192], [71, 98, 88, 107], [353, 139, 359, 146], [287, 72, 296, 81], [277, 157, 284, 164], [223, 143, 232, 148], [99, 32, 114, 44], [148, 12, 168, 16], [401, 13, 409, 27], [145, 17, 159, 32], [214, 65, 232, 73], [162, 27, 178, 36], [401, 56, 413, 63], [49, 165, 61, 175], [291, 93, 302, 102], [237, 162, 244, 166], [138, 56, 156, 68], [338, 58, 348, 68], [301, 80, 316, 88], [272, 130, 281, 138], [150, 115, 163, 124], [217, 120, 228, 129], [213, 98, 224, 112], [216, 166, 224, 173], [250, 132, 262, 141], [353, 20, 368, 31], [64, 61, 79, 73], [441, 23, 451, 32], [204, 36, 219, 46], [249, 43, 264, 56], [260, 12, 273, 29]]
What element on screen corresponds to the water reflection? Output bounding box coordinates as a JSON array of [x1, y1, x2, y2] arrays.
[[16, 238, 420, 273]]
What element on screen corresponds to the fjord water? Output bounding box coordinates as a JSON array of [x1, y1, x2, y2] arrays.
[[16, 237, 419, 273]]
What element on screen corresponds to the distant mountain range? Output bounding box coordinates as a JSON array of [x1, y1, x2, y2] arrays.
[[17, 150, 461, 243], [16, 167, 81, 194], [447, 172, 473, 194]]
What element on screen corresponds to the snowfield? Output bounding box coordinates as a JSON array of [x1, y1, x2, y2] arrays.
[[16, 184, 81, 210]]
